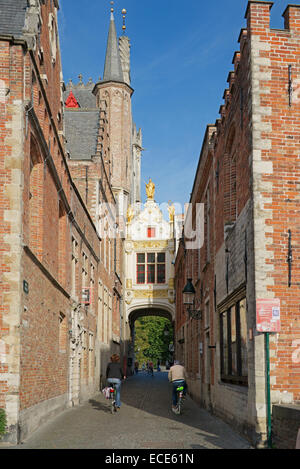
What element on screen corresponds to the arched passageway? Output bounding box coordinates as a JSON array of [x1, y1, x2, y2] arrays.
[[128, 307, 173, 328], [127, 306, 174, 374]]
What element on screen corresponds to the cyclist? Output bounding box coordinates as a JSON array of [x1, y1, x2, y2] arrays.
[[168, 360, 187, 413], [106, 354, 126, 410], [148, 360, 154, 376]]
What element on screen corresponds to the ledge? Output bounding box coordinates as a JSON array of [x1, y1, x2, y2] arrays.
[[273, 404, 300, 422]]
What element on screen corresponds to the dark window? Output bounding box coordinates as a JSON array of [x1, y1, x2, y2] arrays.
[[147, 253, 155, 284], [137, 254, 145, 284], [157, 253, 166, 284], [137, 253, 145, 264], [220, 298, 248, 386]]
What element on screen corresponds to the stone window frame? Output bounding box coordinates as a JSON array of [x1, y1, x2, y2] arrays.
[[88, 332, 94, 379], [219, 287, 248, 387], [98, 280, 103, 342], [81, 251, 88, 289], [71, 236, 79, 298], [224, 124, 237, 227], [90, 262, 95, 303], [58, 312, 67, 353], [48, 12, 57, 64]]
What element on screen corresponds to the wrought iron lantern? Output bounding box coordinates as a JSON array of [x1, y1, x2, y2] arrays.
[[182, 278, 202, 320]]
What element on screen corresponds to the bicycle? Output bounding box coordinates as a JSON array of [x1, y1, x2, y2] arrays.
[[109, 384, 117, 414], [175, 385, 185, 415]]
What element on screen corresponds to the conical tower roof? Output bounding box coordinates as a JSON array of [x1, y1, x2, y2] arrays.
[[103, 11, 124, 83]]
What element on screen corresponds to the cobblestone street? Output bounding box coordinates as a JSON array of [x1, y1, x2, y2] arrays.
[[6, 371, 251, 450]]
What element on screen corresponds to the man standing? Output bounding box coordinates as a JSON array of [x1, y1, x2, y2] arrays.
[[168, 360, 187, 413]]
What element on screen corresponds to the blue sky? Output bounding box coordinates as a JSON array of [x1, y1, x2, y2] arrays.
[[58, 0, 289, 209]]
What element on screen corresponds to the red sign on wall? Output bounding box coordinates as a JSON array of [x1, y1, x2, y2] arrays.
[[256, 299, 281, 333]]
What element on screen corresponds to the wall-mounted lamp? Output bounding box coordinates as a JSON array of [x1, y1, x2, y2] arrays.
[[182, 278, 202, 320]]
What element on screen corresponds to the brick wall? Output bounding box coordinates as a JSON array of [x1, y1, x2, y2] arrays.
[[175, 1, 300, 447], [246, 2, 300, 404], [0, 39, 27, 440], [0, 0, 124, 443]]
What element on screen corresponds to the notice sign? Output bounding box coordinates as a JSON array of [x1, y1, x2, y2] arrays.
[[256, 299, 281, 333]]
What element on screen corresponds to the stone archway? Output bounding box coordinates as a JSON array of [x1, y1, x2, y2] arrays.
[[128, 307, 173, 328], [127, 305, 174, 374]]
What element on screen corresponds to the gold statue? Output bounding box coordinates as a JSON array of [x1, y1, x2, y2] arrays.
[[146, 178, 155, 200], [168, 201, 175, 222], [127, 204, 134, 224]]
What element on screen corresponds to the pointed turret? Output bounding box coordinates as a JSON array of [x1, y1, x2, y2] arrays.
[[93, 3, 141, 217], [103, 9, 124, 83]]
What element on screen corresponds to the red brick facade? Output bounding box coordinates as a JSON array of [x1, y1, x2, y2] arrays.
[[0, 1, 128, 443], [175, 1, 300, 448]]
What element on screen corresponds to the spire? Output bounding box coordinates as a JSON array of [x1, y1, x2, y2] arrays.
[[103, 3, 124, 83]]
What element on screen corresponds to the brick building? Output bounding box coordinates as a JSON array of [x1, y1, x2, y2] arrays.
[[175, 1, 300, 448], [0, 0, 141, 444]]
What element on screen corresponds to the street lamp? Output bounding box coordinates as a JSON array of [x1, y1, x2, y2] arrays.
[[182, 278, 202, 320]]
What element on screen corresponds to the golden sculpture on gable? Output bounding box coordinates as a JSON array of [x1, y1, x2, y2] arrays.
[[168, 201, 175, 222], [127, 204, 134, 224], [146, 178, 155, 200]]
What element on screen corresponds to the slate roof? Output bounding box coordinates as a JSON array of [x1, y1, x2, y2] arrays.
[[64, 82, 97, 109], [64, 81, 100, 160], [65, 109, 100, 160], [69, 87, 96, 109], [0, 0, 27, 38]]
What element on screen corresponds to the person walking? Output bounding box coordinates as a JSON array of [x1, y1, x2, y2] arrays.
[[168, 360, 187, 413], [106, 354, 126, 410]]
